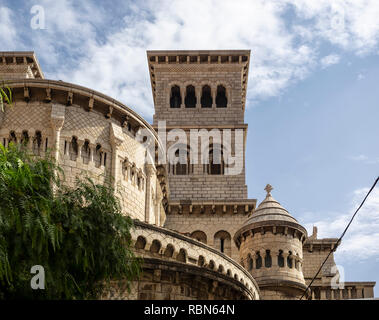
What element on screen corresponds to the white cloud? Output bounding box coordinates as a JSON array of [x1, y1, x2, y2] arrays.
[[349, 154, 379, 164], [302, 187, 379, 261], [320, 54, 340, 68], [2, 0, 379, 118], [0, 7, 18, 49]]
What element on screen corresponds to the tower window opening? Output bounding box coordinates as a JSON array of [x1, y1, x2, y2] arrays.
[[172, 146, 192, 175], [216, 85, 227, 108], [208, 145, 224, 175], [265, 250, 272, 268], [201, 85, 212, 108], [185, 85, 196, 108], [220, 238, 225, 253], [278, 250, 284, 267], [170, 85, 181, 108]]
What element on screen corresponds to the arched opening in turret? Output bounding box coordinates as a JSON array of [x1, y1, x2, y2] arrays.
[[287, 251, 293, 268], [214, 230, 231, 256], [69, 136, 78, 161], [201, 85, 212, 108], [255, 252, 262, 269], [278, 250, 284, 267], [170, 85, 181, 108], [216, 85, 227, 108], [185, 85, 196, 108], [264, 250, 272, 268], [190, 230, 207, 244]]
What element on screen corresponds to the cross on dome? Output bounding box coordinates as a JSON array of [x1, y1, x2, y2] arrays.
[[264, 184, 273, 196]]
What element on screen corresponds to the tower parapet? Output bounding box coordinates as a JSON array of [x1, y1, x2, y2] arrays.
[[234, 185, 309, 300]]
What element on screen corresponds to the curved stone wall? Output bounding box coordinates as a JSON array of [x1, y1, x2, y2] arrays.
[[0, 79, 169, 226], [108, 221, 260, 300]]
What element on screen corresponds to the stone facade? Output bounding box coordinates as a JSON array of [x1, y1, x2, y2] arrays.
[[0, 50, 376, 300]]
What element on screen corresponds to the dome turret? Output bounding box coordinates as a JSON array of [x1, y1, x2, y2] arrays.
[[234, 185, 309, 300]]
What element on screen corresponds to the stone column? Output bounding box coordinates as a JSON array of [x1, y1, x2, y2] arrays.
[[77, 140, 84, 164], [211, 85, 216, 108], [144, 164, 156, 223], [196, 86, 201, 108], [50, 104, 65, 165]]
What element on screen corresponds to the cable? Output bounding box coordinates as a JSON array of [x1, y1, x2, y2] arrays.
[[299, 176, 379, 300]]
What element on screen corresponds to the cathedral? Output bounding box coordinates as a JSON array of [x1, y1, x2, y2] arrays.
[[0, 50, 375, 300]]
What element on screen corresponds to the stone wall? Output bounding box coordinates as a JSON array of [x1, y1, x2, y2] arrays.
[[102, 221, 260, 300]]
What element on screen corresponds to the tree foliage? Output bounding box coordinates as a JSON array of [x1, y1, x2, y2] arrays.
[[0, 85, 12, 112], [0, 143, 141, 299]]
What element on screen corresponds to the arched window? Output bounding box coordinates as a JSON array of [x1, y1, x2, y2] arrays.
[[207, 144, 225, 175], [21, 131, 29, 145], [150, 240, 161, 254], [201, 85, 212, 108], [216, 85, 227, 107], [94, 144, 102, 167], [185, 85, 196, 108], [287, 251, 293, 268], [190, 230, 207, 244], [9, 131, 17, 144], [33, 131, 42, 155], [214, 230, 231, 256], [176, 248, 187, 263], [69, 136, 78, 161], [247, 254, 253, 271], [164, 244, 174, 258], [278, 250, 284, 267], [255, 252, 262, 269], [170, 85, 181, 108], [81, 140, 90, 164], [135, 236, 146, 250], [264, 250, 272, 268]]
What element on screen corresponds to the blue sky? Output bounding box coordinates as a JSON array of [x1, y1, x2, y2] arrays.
[[1, 0, 378, 295]]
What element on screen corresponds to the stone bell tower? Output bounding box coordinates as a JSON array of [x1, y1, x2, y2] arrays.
[[147, 50, 256, 261], [234, 185, 309, 300]]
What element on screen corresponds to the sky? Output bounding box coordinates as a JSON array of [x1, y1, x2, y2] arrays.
[[1, 0, 378, 296]]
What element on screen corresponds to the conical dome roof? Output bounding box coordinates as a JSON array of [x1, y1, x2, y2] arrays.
[[243, 184, 299, 226]]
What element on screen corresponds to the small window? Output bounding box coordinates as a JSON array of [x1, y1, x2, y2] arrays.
[[170, 85, 181, 108], [185, 85, 196, 108], [216, 85, 227, 108], [201, 85, 212, 108]]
